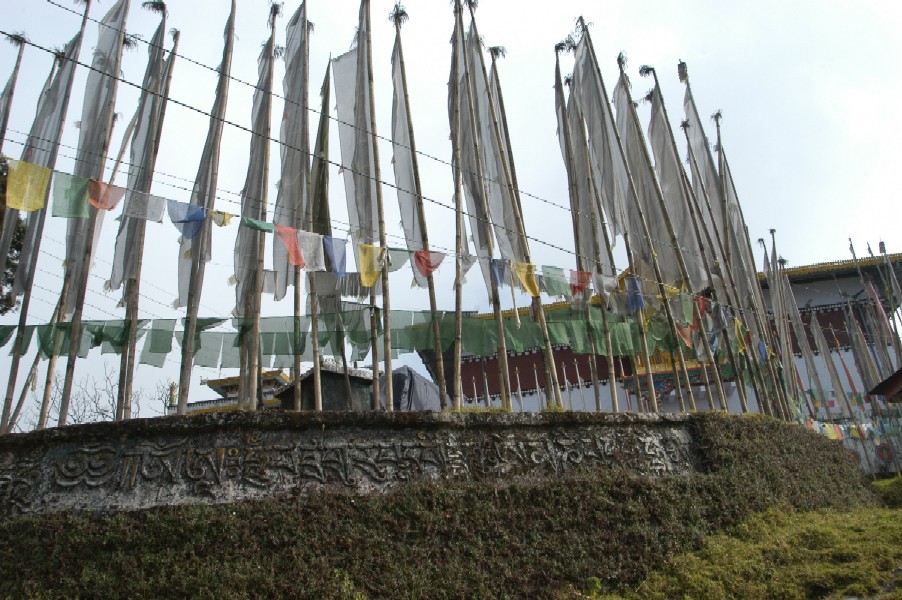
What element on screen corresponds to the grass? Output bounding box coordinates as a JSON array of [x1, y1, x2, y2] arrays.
[[873, 476, 902, 509], [576, 506, 902, 600]]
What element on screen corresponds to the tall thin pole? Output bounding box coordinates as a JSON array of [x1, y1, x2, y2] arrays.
[[680, 124, 750, 413], [0, 34, 26, 155], [616, 61, 697, 411], [555, 48, 605, 412], [361, 0, 393, 409], [119, 25, 178, 421], [245, 18, 277, 411], [0, 11, 87, 433], [292, 6, 316, 411], [578, 19, 659, 410], [450, 5, 465, 411], [458, 6, 512, 409], [60, 0, 130, 426], [392, 9, 448, 407], [643, 68, 727, 410], [485, 43, 562, 410], [178, 0, 236, 414]]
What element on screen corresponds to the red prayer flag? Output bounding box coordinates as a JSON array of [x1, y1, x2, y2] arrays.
[[87, 180, 126, 210], [569, 270, 591, 296], [414, 250, 446, 277], [275, 225, 304, 267]]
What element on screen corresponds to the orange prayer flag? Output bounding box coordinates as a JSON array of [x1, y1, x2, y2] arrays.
[[87, 180, 126, 210]]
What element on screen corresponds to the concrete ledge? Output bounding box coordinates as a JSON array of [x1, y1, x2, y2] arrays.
[[0, 411, 703, 518]]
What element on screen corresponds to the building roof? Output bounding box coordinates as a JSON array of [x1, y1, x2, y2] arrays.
[[758, 253, 902, 287]]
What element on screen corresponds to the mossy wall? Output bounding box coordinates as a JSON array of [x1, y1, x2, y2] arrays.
[[0, 413, 874, 599]]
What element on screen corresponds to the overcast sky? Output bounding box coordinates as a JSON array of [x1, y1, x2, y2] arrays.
[[1, 0, 900, 414]]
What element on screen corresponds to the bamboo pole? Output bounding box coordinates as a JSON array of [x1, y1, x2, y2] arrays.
[[392, 12, 448, 408], [449, 3, 465, 411], [616, 61, 697, 412], [457, 5, 512, 410], [178, 0, 236, 414], [642, 69, 727, 411], [555, 48, 604, 412], [60, 0, 130, 426], [0, 34, 26, 156], [577, 19, 659, 410], [1, 7, 88, 433], [119, 26, 178, 422], [245, 23, 277, 412], [355, 0, 392, 410], [680, 124, 751, 413], [714, 119, 788, 418], [484, 42, 562, 411], [294, 6, 316, 412]]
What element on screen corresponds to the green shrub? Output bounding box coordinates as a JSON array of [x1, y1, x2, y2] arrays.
[[0, 414, 875, 599]]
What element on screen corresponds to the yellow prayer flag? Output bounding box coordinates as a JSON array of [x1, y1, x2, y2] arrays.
[[512, 262, 540, 298], [7, 160, 52, 212], [734, 319, 747, 353], [210, 210, 233, 227], [359, 243, 385, 287]]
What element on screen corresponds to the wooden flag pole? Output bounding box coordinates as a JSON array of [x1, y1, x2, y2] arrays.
[[555, 48, 606, 412], [484, 42, 563, 410], [616, 59, 696, 411], [178, 0, 236, 414], [362, 0, 393, 410], [0, 6, 89, 433], [245, 15, 277, 411], [392, 8, 448, 408], [641, 68, 728, 411], [679, 123, 752, 413], [457, 4, 512, 410], [294, 6, 316, 412], [119, 24, 178, 422], [578, 19, 659, 410], [60, 0, 130, 426], [0, 33, 26, 156]]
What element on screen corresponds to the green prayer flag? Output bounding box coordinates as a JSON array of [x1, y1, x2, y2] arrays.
[[242, 217, 275, 232], [51, 171, 90, 218], [0, 325, 15, 349], [386, 248, 411, 273], [139, 319, 176, 367]]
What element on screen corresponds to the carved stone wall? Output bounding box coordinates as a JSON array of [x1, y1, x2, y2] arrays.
[[0, 412, 702, 518]]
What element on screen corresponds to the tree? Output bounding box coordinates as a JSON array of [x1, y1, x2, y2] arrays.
[[0, 158, 25, 315], [14, 361, 173, 431]]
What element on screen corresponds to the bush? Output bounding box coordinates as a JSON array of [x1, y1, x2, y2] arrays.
[[0, 414, 875, 598]]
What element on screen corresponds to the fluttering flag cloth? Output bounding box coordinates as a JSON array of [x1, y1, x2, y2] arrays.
[[51, 172, 91, 218], [674, 323, 693, 349], [570, 270, 591, 296], [414, 251, 445, 277], [297, 231, 326, 271], [323, 236, 347, 278], [386, 248, 410, 273], [210, 210, 234, 227], [167, 199, 207, 240], [513, 262, 540, 298], [625, 277, 645, 312], [490, 258, 507, 287], [7, 160, 52, 212], [241, 216, 275, 232], [734, 319, 747, 353], [541, 265, 571, 298], [121, 192, 165, 222], [275, 225, 304, 267], [87, 179, 126, 210], [359, 243, 385, 287]]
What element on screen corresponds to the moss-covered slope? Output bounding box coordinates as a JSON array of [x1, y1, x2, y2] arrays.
[[0, 414, 874, 599]]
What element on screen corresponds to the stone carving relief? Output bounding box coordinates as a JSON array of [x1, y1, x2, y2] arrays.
[[0, 418, 699, 517]]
